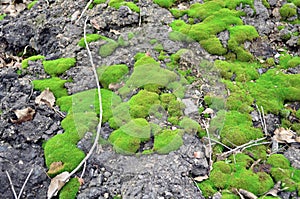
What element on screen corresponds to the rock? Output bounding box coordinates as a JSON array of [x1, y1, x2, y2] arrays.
[[182, 99, 199, 115]]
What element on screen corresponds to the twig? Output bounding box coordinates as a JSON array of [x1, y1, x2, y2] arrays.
[[261, 106, 268, 135], [203, 137, 232, 150], [68, 16, 103, 178], [75, 0, 93, 25], [256, 105, 268, 136], [17, 168, 33, 199], [80, 161, 87, 179], [5, 171, 18, 199], [218, 137, 268, 159], [48, 16, 103, 199], [202, 120, 213, 172]]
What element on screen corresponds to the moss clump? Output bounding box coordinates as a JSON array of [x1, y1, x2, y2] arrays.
[[109, 0, 140, 12], [200, 37, 227, 55], [197, 180, 217, 198], [153, 0, 176, 8], [99, 38, 119, 57], [97, 64, 129, 88], [160, 93, 176, 109], [128, 90, 160, 118], [179, 117, 201, 134], [228, 25, 259, 62], [215, 60, 260, 82], [21, 55, 45, 69], [109, 102, 131, 129], [218, 111, 263, 147], [229, 153, 254, 168], [109, 118, 150, 154], [57, 88, 121, 122], [280, 3, 297, 20], [119, 55, 178, 96], [27, 0, 38, 9], [59, 177, 80, 199], [44, 134, 85, 175], [33, 77, 68, 98], [245, 145, 267, 160], [267, 154, 290, 169], [153, 129, 183, 154], [42, 58, 76, 76], [0, 14, 6, 20], [78, 34, 101, 47]]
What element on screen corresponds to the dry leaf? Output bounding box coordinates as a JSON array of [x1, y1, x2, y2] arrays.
[[35, 88, 55, 107], [48, 161, 64, 175], [194, 175, 208, 182], [11, 107, 35, 124], [76, 176, 85, 185], [47, 171, 70, 199], [273, 127, 296, 143], [238, 189, 257, 199]]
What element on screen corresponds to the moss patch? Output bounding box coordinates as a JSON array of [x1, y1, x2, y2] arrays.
[[109, 0, 140, 13], [109, 118, 151, 154], [59, 177, 80, 199], [97, 64, 129, 88], [153, 129, 183, 154], [33, 77, 68, 98], [21, 55, 45, 69], [43, 58, 76, 76], [179, 117, 201, 134], [78, 33, 102, 47], [280, 3, 297, 20], [27, 0, 38, 9]]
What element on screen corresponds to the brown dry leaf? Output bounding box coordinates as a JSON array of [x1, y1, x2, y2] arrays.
[[47, 171, 70, 199], [238, 189, 257, 199], [76, 176, 85, 185], [35, 88, 55, 107], [194, 175, 208, 182], [48, 161, 64, 175], [11, 107, 35, 124], [273, 127, 296, 143]]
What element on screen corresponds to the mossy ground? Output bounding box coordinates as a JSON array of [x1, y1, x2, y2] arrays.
[[21, 55, 45, 69], [43, 58, 76, 76]]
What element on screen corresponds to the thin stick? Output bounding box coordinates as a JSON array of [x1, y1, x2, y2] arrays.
[[75, 0, 93, 25], [68, 16, 103, 178], [261, 106, 268, 135], [203, 137, 232, 150], [219, 137, 267, 159], [80, 161, 87, 179], [202, 120, 212, 171], [5, 171, 18, 199], [17, 168, 33, 199]]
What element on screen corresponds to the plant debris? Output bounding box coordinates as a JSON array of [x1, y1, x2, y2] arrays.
[[11, 107, 35, 124]]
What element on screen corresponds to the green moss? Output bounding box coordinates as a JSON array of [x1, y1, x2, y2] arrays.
[[27, 0, 38, 9], [222, 192, 239, 199], [228, 25, 259, 62], [154, 43, 164, 52], [128, 32, 134, 40], [33, 77, 68, 98], [287, 56, 300, 68], [245, 145, 267, 160], [197, 180, 217, 198], [280, 3, 297, 20], [43, 58, 76, 76], [153, 129, 183, 154], [109, 119, 150, 154], [230, 153, 254, 168], [99, 38, 119, 57], [204, 95, 226, 110], [218, 111, 263, 147], [93, 0, 107, 4], [118, 36, 128, 47], [44, 134, 85, 175], [97, 64, 128, 88], [160, 93, 176, 109], [262, 0, 270, 8], [149, 39, 157, 45], [224, 0, 254, 9], [170, 9, 187, 18], [215, 60, 260, 82], [153, 0, 176, 8], [78, 34, 101, 47], [179, 117, 200, 134], [291, 0, 300, 7], [0, 14, 6, 20], [21, 55, 45, 69], [200, 37, 227, 55], [267, 154, 291, 169], [119, 55, 179, 96], [59, 177, 80, 199], [109, 0, 140, 12], [128, 90, 160, 118], [57, 88, 121, 122], [109, 102, 131, 129], [167, 99, 185, 118], [210, 169, 231, 189], [296, 109, 300, 119], [270, 167, 292, 181]]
